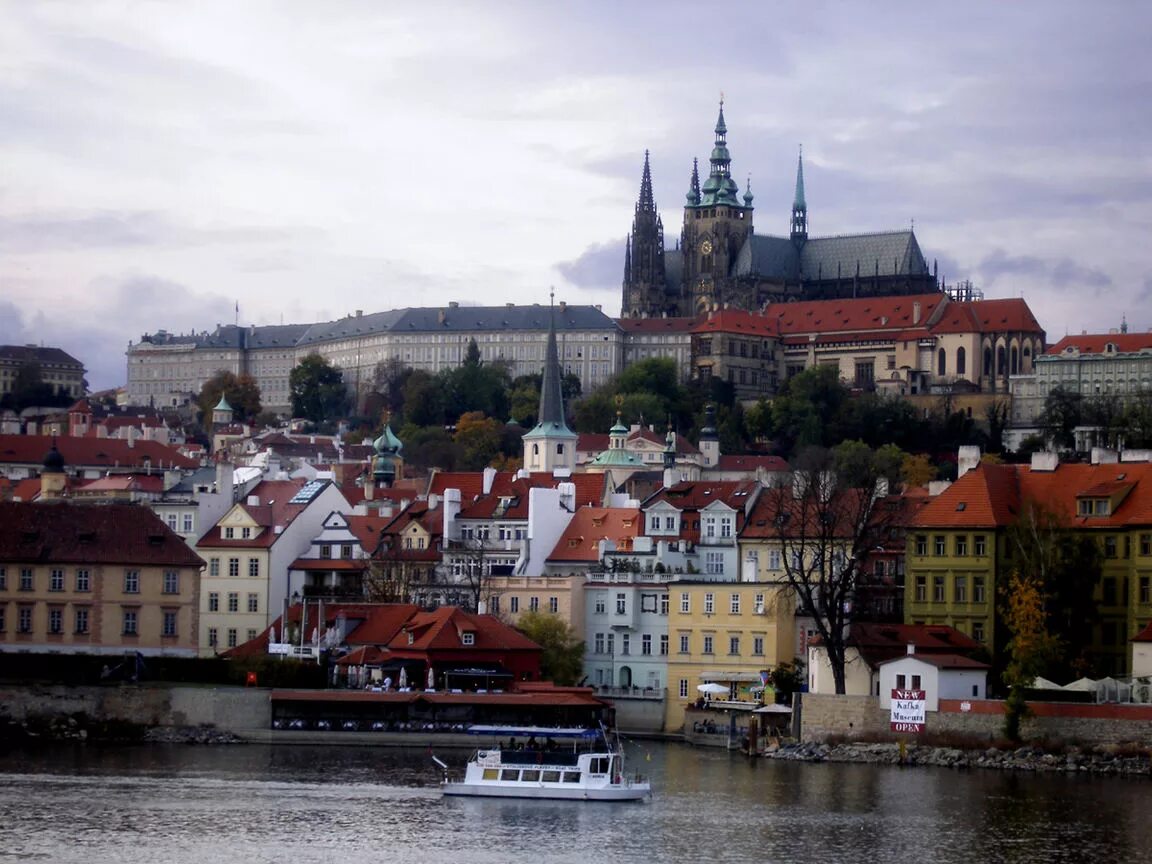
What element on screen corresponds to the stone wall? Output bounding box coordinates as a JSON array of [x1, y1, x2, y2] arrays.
[[0, 684, 270, 734], [800, 693, 1152, 747], [610, 693, 667, 733]]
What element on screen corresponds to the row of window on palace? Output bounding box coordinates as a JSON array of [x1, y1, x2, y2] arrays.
[[206, 626, 259, 650], [206, 591, 261, 613], [912, 572, 1152, 607], [587, 592, 770, 616], [914, 533, 1152, 560], [591, 632, 767, 657], [0, 604, 180, 638], [487, 596, 560, 615], [0, 567, 182, 594], [206, 557, 262, 578]]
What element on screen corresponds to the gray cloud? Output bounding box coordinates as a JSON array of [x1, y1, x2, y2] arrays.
[[978, 249, 1112, 292], [0, 211, 303, 254], [556, 240, 626, 293]]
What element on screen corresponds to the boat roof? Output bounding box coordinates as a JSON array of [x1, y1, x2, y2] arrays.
[[467, 725, 599, 739]]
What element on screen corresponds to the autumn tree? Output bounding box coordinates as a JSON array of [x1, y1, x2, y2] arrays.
[[454, 411, 502, 470], [290, 353, 350, 422], [762, 443, 898, 694], [197, 370, 262, 424], [1000, 569, 1062, 741], [515, 611, 585, 685]]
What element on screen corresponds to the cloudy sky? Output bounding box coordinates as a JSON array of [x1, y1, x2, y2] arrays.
[[2, 1, 1149, 389]]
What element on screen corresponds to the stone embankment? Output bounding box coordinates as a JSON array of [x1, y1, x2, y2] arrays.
[[766, 741, 1151, 776], [1, 713, 241, 745]]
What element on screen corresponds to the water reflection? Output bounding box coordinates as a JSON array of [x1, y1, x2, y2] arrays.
[[2, 743, 1150, 864]]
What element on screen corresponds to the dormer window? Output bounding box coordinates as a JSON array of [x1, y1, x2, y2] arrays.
[[407, 631, 414, 645], [1077, 498, 1110, 517], [461, 632, 475, 646], [224, 527, 235, 539]]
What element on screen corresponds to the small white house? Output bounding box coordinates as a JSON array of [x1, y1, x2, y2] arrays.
[[1132, 621, 1152, 678], [878, 650, 989, 712]]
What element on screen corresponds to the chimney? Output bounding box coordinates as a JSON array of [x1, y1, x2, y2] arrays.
[[1030, 451, 1059, 472], [428, 493, 440, 510], [912, 302, 921, 325], [957, 446, 981, 479], [482, 466, 497, 495], [906, 643, 916, 655]]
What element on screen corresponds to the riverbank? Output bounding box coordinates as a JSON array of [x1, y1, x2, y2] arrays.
[[765, 740, 1152, 776]]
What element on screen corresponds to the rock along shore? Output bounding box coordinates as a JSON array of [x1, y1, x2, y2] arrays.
[[765, 740, 1151, 777]]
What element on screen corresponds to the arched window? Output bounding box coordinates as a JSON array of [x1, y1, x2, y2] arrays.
[[1010, 346, 1019, 375], [1022, 345, 1032, 372], [556, 443, 565, 455], [983, 347, 993, 377], [532, 443, 539, 455], [956, 347, 967, 376], [938, 348, 947, 376], [996, 346, 1007, 376]]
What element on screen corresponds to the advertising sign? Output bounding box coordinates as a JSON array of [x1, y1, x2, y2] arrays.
[[890, 688, 926, 733]]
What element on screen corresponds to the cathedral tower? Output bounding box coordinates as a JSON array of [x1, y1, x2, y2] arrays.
[[681, 100, 754, 314], [621, 151, 668, 318], [790, 147, 808, 246]]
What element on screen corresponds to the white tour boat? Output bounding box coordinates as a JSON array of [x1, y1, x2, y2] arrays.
[[436, 724, 651, 801]]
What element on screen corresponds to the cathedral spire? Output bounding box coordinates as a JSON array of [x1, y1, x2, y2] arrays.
[[686, 158, 701, 206], [790, 146, 808, 244], [538, 290, 566, 428], [638, 149, 655, 213], [623, 233, 632, 282]]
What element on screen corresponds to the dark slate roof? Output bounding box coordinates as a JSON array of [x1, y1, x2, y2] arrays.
[[800, 231, 929, 279], [0, 345, 84, 368], [246, 324, 312, 348], [390, 305, 619, 333], [730, 230, 929, 283], [297, 310, 408, 346], [733, 236, 801, 282]]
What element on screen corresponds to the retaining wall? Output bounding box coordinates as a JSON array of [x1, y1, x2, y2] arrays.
[[800, 693, 1152, 746], [0, 684, 271, 733]]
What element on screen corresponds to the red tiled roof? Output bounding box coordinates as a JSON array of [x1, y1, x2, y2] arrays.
[[644, 479, 759, 512], [814, 623, 984, 669], [73, 474, 165, 494], [196, 479, 332, 549], [770, 293, 945, 336], [912, 463, 1021, 528], [0, 501, 204, 567], [740, 485, 872, 539], [691, 309, 780, 337], [547, 506, 643, 563], [878, 652, 990, 669], [1046, 332, 1152, 356], [1132, 620, 1152, 643], [0, 434, 198, 470], [389, 607, 540, 653]]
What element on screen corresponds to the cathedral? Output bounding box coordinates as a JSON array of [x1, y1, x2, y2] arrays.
[[621, 102, 939, 318]]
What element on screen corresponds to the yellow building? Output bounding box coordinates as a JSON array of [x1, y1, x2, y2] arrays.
[[0, 501, 202, 656], [663, 580, 793, 733]]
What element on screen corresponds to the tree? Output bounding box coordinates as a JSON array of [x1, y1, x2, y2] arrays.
[[762, 444, 897, 694], [1000, 568, 1062, 741], [441, 338, 511, 423], [197, 370, 262, 424], [1038, 386, 1082, 451], [1, 361, 72, 412], [515, 611, 585, 686], [901, 453, 938, 488], [454, 411, 502, 470], [290, 353, 350, 422], [769, 365, 851, 456], [1007, 504, 1103, 682]]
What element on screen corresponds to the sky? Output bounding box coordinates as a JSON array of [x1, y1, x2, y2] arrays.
[[1, 1, 1150, 390]]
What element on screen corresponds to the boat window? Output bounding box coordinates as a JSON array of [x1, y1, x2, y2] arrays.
[[521, 770, 540, 782], [590, 757, 610, 774], [541, 770, 561, 783], [501, 769, 520, 781], [562, 772, 581, 783], [482, 769, 499, 781]]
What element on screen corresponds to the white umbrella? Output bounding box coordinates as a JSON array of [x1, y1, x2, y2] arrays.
[[398, 667, 408, 689], [427, 666, 435, 691], [697, 682, 730, 695], [753, 704, 793, 714]]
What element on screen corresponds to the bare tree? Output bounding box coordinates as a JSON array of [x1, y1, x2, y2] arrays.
[[761, 445, 899, 694]]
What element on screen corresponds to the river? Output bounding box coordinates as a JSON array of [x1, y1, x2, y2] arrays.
[[2, 741, 1149, 863]]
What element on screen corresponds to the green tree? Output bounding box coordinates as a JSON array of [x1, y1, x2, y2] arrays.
[[514, 611, 586, 686], [769, 365, 851, 455], [400, 370, 446, 428], [1000, 568, 1062, 741], [2, 361, 71, 411], [441, 338, 511, 423], [454, 411, 502, 470], [197, 370, 262, 424], [398, 423, 457, 472], [289, 353, 350, 422], [1038, 386, 1082, 451]]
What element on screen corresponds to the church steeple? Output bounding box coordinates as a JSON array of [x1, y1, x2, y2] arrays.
[[700, 99, 740, 206], [522, 291, 578, 473], [790, 146, 808, 245], [622, 150, 667, 319]]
